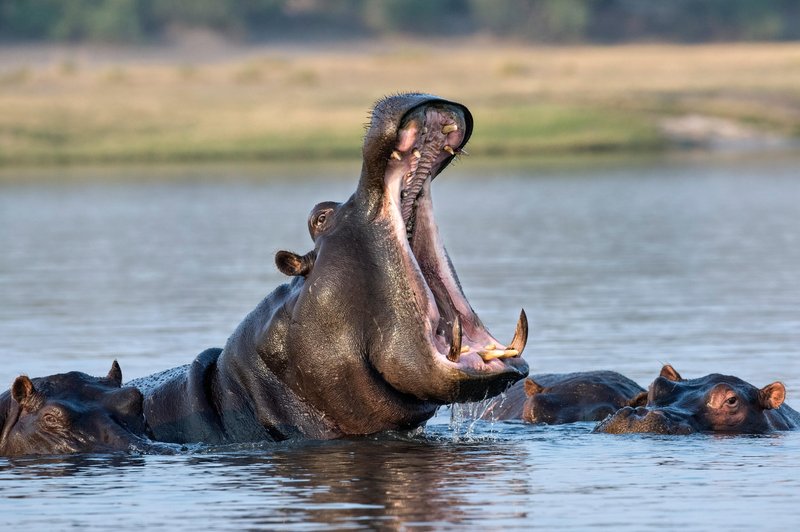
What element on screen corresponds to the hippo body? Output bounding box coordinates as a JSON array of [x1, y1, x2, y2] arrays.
[[595, 365, 800, 434], [0, 362, 152, 456], [477, 371, 645, 424], [130, 94, 529, 444]]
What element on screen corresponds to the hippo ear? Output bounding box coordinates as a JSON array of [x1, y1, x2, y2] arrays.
[[627, 391, 648, 408], [11, 376, 38, 408], [107, 360, 123, 387], [660, 364, 683, 382], [275, 250, 315, 277], [759, 382, 786, 410], [524, 378, 543, 397]]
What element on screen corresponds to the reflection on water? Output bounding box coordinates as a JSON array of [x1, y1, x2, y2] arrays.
[[1, 154, 799, 529]]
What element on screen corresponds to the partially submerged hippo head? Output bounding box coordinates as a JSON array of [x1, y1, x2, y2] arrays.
[[287, 94, 528, 405], [594, 364, 797, 435], [260, 94, 528, 422], [522, 371, 645, 424], [0, 361, 149, 455]]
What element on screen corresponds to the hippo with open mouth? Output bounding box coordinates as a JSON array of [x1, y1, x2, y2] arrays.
[[0, 362, 152, 456], [594, 364, 800, 434], [131, 93, 529, 444]]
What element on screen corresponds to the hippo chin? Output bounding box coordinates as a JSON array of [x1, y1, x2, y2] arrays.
[[0, 362, 152, 456], [594, 365, 800, 435], [475, 371, 645, 424], [131, 93, 529, 444]]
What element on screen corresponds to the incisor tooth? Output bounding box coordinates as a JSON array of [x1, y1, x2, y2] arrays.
[[478, 349, 506, 361], [460, 346, 470, 353], [442, 124, 458, 134], [443, 145, 455, 155], [484, 343, 496, 350], [413, 149, 421, 159], [390, 151, 402, 161]]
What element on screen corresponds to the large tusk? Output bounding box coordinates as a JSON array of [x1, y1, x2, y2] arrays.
[[447, 316, 462, 362], [508, 309, 528, 357]]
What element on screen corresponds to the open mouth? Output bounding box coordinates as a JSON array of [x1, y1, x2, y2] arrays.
[[381, 102, 528, 376]]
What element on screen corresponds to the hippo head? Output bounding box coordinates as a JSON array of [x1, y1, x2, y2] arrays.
[[594, 364, 787, 435], [0, 361, 149, 456], [522, 372, 644, 424], [268, 94, 528, 423]]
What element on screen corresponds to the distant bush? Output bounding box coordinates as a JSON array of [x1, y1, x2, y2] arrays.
[[0, 0, 798, 44]]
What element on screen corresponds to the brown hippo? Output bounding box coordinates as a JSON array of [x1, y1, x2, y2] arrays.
[[0, 361, 152, 456], [476, 371, 645, 424], [594, 364, 800, 434], [129, 93, 529, 444]]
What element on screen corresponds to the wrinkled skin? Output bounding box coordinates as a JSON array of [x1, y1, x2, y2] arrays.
[[594, 364, 800, 434], [131, 94, 529, 444], [0, 362, 151, 456], [476, 371, 645, 424]]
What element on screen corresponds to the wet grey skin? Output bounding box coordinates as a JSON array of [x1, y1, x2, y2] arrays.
[[477, 371, 646, 424], [130, 93, 530, 444], [0, 362, 158, 456], [594, 364, 800, 435]]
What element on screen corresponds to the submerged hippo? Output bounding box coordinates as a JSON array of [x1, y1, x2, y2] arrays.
[[476, 371, 645, 424], [0, 362, 150, 456], [130, 93, 529, 444], [594, 364, 800, 434]]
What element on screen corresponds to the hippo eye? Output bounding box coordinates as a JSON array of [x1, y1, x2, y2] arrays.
[[725, 396, 738, 407], [41, 411, 61, 427], [313, 209, 334, 230]]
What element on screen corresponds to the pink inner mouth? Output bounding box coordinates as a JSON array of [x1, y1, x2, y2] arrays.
[[381, 105, 526, 373]]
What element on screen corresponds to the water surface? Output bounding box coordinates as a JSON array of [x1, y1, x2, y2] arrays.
[[1, 154, 799, 529]]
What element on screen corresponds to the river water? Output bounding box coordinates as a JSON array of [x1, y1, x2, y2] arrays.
[[1, 154, 799, 529]]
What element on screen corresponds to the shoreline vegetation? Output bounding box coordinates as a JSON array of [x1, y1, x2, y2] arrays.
[[0, 41, 798, 167]]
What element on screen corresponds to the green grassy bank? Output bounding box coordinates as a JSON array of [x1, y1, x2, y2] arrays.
[[0, 42, 798, 166]]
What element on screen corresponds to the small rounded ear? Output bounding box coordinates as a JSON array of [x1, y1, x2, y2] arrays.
[[107, 360, 123, 387], [275, 250, 315, 277], [759, 382, 786, 410], [659, 364, 683, 382], [627, 391, 648, 408], [524, 378, 544, 397], [11, 376, 35, 405]]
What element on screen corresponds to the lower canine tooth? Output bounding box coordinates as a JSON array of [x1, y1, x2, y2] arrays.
[[504, 349, 519, 357], [390, 151, 402, 160]]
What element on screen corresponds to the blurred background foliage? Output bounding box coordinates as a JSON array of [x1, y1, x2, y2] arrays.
[[1, 0, 799, 44]]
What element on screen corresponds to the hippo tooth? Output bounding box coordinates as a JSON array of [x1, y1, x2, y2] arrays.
[[503, 349, 519, 357], [484, 343, 496, 350], [478, 349, 506, 361], [443, 145, 455, 156], [390, 150, 402, 161], [508, 309, 529, 357], [413, 149, 421, 159], [447, 316, 462, 362], [460, 346, 470, 353], [442, 124, 458, 134]]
